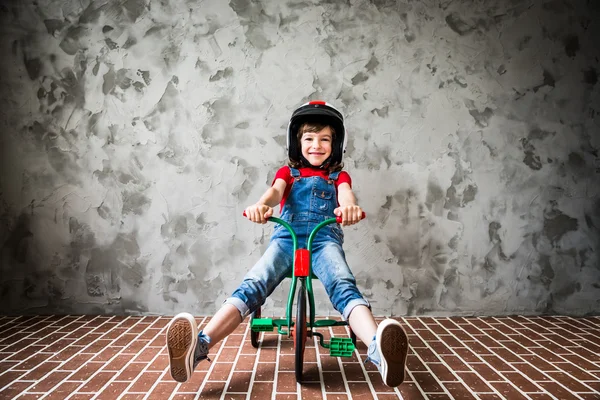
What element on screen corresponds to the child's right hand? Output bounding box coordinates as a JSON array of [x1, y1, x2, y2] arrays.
[[244, 204, 273, 224]]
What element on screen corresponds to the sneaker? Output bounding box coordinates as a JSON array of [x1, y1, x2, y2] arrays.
[[367, 318, 409, 387], [166, 312, 210, 382]]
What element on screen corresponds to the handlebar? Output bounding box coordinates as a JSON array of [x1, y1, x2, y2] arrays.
[[243, 211, 366, 224]]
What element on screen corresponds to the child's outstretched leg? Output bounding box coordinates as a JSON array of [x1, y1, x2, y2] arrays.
[[348, 305, 409, 387], [166, 304, 242, 382], [166, 238, 291, 382]]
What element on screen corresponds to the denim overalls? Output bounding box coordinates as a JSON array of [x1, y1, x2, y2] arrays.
[[225, 167, 370, 320]]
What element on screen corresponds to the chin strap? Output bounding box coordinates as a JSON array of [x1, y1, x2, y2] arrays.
[[299, 155, 332, 169]]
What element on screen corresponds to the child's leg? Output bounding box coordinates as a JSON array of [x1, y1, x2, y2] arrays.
[[166, 305, 244, 383], [202, 304, 243, 348], [347, 304, 377, 345], [311, 242, 371, 322], [166, 239, 292, 382], [348, 305, 409, 388], [312, 242, 409, 387]]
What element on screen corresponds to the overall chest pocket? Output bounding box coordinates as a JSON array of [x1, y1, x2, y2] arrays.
[[313, 189, 334, 211]]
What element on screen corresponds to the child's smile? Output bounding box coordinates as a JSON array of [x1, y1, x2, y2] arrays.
[[301, 127, 333, 166]]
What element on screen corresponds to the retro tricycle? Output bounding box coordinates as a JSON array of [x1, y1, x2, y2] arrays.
[[244, 211, 365, 383]]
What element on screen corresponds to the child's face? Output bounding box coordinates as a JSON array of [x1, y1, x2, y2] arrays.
[[300, 126, 333, 166]]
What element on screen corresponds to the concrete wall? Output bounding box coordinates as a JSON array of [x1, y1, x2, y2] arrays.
[[0, 0, 598, 317]]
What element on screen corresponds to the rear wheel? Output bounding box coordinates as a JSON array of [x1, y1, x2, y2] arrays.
[[294, 280, 307, 383], [250, 308, 261, 348]]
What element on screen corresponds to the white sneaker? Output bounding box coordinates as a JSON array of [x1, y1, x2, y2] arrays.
[[166, 312, 199, 382], [368, 318, 409, 387]]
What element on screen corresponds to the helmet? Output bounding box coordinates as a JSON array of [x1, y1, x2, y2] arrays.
[[287, 100, 347, 168]]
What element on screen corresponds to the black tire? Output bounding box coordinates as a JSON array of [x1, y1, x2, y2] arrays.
[[250, 308, 261, 348], [295, 280, 307, 383]]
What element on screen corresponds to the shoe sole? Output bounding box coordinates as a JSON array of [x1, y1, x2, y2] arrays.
[[378, 319, 409, 387], [166, 313, 198, 382]]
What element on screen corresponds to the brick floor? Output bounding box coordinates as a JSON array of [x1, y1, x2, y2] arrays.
[[0, 315, 599, 399]]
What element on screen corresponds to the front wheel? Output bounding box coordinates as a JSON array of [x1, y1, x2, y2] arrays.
[[250, 308, 261, 348], [294, 280, 307, 383]]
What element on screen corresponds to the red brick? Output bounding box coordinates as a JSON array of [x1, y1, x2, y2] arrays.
[[537, 382, 582, 400], [176, 371, 207, 392], [146, 354, 168, 371], [94, 382, 130, 399], [561, 354, 599, 371], [227, 371, 252, 392], [546, 371, 598, 392], [443, 383, 478, 399], [299, 382, 323, 399], [511, 362, 550, 381], [347, 382, 375, 399], [28, 371, 71, 392], [208, 362, 233, 381], [254, 362, 275, 381], [148, 381, 177, 399], [323, 371, 346, 392], [440, 355, 470, 372], [342, 362, 367, 381], [128, 371, 161, 392], [413, 348, 442, 363], [79, 372, 116, 392], [69, 362, 103, 381], [518, 355, 559, 371], [0, 381, 35, 399], [7, 345, 46, 362], [411, 371, 444, 392], [251, 382, 273, 399], [276, 371, 297, 392], [234, 354, 256, 370], [501, 372, 543, 392], [114, 362, 145, 381], [489, 382, 530, 400]]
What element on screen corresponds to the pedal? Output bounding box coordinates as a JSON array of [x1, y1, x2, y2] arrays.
[[329, 337, 355, 357], [251, 318, 274, 332]]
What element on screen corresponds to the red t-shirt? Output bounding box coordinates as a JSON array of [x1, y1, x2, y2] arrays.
[[272, 166, 352, 210]]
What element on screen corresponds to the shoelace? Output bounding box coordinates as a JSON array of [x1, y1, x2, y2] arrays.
[[364, 339, 381, 368], [194, 331, 212, 365], [364, 354, 380, 367]]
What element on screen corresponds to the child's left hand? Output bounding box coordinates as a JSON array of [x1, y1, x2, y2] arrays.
[[333, 205, 363, 226]]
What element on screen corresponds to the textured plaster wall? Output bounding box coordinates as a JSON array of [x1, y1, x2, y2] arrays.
[[0, 0, 599, 317]]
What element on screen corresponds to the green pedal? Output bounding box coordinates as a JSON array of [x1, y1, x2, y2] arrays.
[[251, 318, 274, 332], [329, 337, 355, 357]]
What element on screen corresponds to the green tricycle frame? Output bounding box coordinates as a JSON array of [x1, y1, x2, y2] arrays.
[[245, 213, 364, 383]]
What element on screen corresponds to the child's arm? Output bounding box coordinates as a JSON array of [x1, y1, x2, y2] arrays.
[[334, 182, 364, 226], [245, 178, 287, 224]]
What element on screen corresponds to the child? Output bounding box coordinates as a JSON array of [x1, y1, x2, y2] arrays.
[[166, 100, 409, 387]]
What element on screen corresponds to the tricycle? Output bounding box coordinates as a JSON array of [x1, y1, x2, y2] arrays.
[[244, 211, 365, 383]]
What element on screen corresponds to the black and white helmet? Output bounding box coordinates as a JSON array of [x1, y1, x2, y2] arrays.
[[287, 100, 347, 168]]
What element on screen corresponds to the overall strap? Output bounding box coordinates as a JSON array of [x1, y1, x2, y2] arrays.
[[328, 171, 341, 181], [289, 167, 301, 178]]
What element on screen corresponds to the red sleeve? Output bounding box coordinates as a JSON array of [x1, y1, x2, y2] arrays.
[[272, 166, 292, 210], [335, 171, 352, 188], [273, 166, 291, 186]]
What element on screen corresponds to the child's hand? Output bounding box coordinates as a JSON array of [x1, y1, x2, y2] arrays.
[[333, 205, 363, 226], [244, 204, 273, 224]]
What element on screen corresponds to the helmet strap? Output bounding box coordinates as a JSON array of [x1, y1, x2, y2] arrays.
[[299, 154, 331, 169]]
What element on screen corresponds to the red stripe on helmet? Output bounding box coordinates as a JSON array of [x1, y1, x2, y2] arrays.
[[308, 100, 326, 105]]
